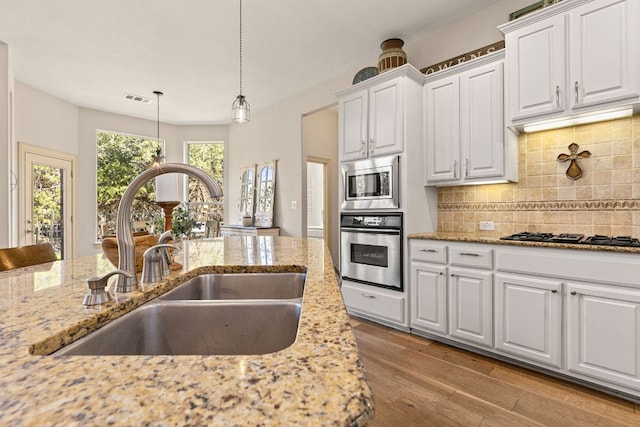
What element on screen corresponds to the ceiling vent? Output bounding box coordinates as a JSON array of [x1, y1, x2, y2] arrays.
[[123, 93, 153, 104]]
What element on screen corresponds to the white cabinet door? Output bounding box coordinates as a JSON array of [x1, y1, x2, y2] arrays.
[[338, 89, 368, 161], [569, 0, 639, 109], [410, 262, 447, 335], [505, 14, 566, 121], [460, 61, 505, 179], [495, 273, 562, 367], [368, 77, 404, 157], [567, 281, 640, 392], [424, 75, 460, 183], [449, 267, 493, 347]]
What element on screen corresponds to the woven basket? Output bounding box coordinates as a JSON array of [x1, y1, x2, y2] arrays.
[[101, 234, 159, 273]]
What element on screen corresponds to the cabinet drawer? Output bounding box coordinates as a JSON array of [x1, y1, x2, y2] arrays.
[[410, 240, 447, 264], [450, 247, 493, 269], [341, 282, 405, 324]]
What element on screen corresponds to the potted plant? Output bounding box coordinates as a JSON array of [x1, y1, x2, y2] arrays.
[[172, 205, 196, 239]]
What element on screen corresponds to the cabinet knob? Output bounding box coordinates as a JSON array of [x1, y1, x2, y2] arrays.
[[439, 272, 443, 276], [570, 291, 577, 296], [450, 273, 455, 277], [551, 289, 557, 293]]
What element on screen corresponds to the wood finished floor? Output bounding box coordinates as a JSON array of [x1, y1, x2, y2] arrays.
[[350, 317, 640, 427]]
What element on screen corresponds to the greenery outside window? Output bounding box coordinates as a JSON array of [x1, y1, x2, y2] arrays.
[[96, 130, 162, 239], [183, 141, 224, 233]]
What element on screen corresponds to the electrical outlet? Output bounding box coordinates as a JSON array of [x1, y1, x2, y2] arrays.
[[291, 201, 298, 209], [479, 221, 494, 231]]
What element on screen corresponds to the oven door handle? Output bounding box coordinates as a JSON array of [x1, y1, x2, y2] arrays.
[[340, 228, 401, 235]]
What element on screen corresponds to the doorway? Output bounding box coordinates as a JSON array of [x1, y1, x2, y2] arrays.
[[19, 143, 76, 259], [306, 159, 327, 241]]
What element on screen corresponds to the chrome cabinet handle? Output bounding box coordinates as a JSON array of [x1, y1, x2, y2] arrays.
[[556, 85, 560, 107], [453, 160, 458, 179], [459, 252, 481, 257], [361, 293, 376, 299], [419, 249, 437, 253], [574, 81, 579, 105]]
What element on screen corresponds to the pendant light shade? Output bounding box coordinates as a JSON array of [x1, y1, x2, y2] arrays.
[[232, 0, 250, 123], [150, 90, 165, 167], [232, 94, 250, 123]]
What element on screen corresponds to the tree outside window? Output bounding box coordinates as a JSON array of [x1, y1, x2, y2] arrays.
[[96, 130, 162, 239], [184, 142, 224, 228]]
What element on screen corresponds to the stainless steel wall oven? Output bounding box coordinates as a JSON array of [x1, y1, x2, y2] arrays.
[[340, 212, 403, 291]]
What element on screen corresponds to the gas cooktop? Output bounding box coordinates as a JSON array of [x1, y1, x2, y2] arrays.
[[500, 232, 640, 247]]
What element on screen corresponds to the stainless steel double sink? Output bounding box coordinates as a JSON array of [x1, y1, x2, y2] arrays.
[[55, 272, 305, 356]]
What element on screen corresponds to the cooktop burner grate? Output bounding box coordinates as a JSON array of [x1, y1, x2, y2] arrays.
[[500, 232, 640, 247]]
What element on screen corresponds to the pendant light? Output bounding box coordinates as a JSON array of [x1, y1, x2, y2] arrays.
[[150, 90, 165, 167], [232, 0, 250, 123]]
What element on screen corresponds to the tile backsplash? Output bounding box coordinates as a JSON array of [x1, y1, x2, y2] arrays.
[[437, 113, 640, 238]]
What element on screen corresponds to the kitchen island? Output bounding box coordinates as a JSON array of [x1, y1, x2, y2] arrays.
[[0, 237, 373, 426]]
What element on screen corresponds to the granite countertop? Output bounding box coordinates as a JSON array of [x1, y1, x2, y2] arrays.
[[0, 237, 373, 426], [408, 232, 640, 254]]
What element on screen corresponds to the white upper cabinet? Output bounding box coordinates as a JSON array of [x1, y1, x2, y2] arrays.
[[569, 0, 639, 109], [337, 64, 424, 162], [500, 0, 639, 128], [503, 14, 566, 121], [424, 51, 517, 186]]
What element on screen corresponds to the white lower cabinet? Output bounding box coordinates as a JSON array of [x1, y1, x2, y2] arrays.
[[409, 239, 640, 399], [341, 280, 406, 327], [495, 273, 562, 367], [449, 267, 493, 347], [566, 281, 640, 391]]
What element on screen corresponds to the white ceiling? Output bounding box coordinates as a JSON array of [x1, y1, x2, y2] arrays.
[[0, 0, 502, 125]]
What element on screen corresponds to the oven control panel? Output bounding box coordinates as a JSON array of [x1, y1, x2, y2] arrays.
[[340, 213, 402, 229]]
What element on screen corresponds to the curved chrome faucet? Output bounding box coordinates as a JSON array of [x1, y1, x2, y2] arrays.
[[115, 163, 223, 293]]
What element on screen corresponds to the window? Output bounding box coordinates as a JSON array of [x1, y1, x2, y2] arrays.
[[96, 130, 162, 239], [184, 141, 224, 228]]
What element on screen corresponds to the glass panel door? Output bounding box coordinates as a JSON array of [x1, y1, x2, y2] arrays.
[[20, 143, 75, 260]]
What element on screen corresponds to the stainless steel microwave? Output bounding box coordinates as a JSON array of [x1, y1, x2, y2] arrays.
[[341, 155, 399, 210]]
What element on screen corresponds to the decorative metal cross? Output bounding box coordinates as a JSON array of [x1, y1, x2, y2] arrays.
[[557, 143, 591, 180]]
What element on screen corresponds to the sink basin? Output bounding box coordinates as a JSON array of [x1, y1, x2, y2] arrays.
[[159, 272, 306, 301], [54, 301, 301, 356]]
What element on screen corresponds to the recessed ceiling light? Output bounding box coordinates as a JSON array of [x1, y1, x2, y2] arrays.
[[123, 93, 153, 104]]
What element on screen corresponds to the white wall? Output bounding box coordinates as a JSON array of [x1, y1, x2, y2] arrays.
[[0, 42, 11, 247], [14, 81, 79, 154], [302, 107, 339, 261], [405, 0, 532, 68]]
